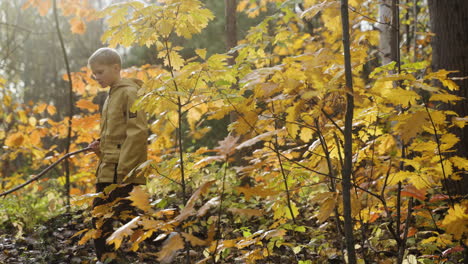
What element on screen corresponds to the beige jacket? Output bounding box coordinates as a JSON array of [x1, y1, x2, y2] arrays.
[[97, 78, 148, 184]]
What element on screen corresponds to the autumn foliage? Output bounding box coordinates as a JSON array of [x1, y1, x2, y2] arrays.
[[1, 0, 467, 263]]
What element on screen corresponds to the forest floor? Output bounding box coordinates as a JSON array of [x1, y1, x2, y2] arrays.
[[0, 210, 99, 264], [0, 209, 161, 264]]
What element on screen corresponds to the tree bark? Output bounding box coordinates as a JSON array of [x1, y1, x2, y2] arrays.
[[428, 0, 468, 195]]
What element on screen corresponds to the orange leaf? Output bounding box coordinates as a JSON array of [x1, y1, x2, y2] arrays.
[[70, 17, 86, 34], [76, 99, 98, 111], [157, 232, 184, 263], [401, 185, 427, 201], [47, 105, 56, 115], [228, 208, 264, 218], [175, 180, 215, 222], [181, 232, 207, 246], [407, 227, 417, 238], [5, 132, 24, 147], [236, 185, 279, 200]]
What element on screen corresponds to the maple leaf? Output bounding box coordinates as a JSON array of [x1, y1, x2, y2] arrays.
[[394, 110, 428, 143], [442, 203, 468, 240]]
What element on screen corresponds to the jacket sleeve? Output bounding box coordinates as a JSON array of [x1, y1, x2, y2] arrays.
[[117, 88, 148, 177]]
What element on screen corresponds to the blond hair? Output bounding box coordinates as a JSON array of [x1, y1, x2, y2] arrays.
[[88, 47, 121, 66]]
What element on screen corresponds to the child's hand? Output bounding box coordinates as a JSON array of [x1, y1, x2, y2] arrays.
[[88, 140, 100, 155]]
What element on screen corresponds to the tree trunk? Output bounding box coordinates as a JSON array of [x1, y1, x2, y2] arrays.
[[225, 0, 238, 126], [340, 0, 358, 263], [428, 0, 468, 195], [377, 0, 392, 64], [225, 0, 237, 65]]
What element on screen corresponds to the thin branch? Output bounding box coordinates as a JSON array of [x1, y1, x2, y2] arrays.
[[424, 104, 455, 206], [0, 148, 91, 197]]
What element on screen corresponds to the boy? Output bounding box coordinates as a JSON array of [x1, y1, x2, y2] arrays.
[[87, 47, 148, 263]]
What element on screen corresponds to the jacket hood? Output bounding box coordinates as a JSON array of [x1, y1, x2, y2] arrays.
[[112, 78, 143, 90]]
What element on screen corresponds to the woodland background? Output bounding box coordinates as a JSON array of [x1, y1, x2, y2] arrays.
[[0, 0, 467, 263]]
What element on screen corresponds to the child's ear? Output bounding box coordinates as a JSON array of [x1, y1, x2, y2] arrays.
[[113, 64, 121, 71]]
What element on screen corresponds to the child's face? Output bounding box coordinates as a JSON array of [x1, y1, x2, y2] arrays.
[[90, 63, 120, 88]]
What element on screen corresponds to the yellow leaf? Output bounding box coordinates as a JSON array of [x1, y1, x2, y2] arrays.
[[442, 204, 468, 240], [382, 87, 420, 108], [5, 132, 24, 147], [233, 110, 258, 135], [195, 48, 207, 60], [78, 229, 100, 245], [450, 156, 468, 170], [129, 186, 151, 212], [377, 134, 396, 154], [3, 94, 11, 107], [18, 110, 28, 124], [388, 171, 413, 185], [107, 216, 140, 249], [157, 232, 184, 263], [29, 116, 37, 126], [47, 105, 56, 115], [440, 133, 459, 151], [166, 51, 185, 71], [429, 93, 462, 103], [452, 116, 468, 129], [394, 111, 428, 143], [299, 127, 313, 142]]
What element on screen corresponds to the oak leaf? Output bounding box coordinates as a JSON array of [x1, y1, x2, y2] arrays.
[[107, 216, 140, 249], [236, 185, 279, 200], [157, 232, 184, 263], [129, 185, 151, 212]]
